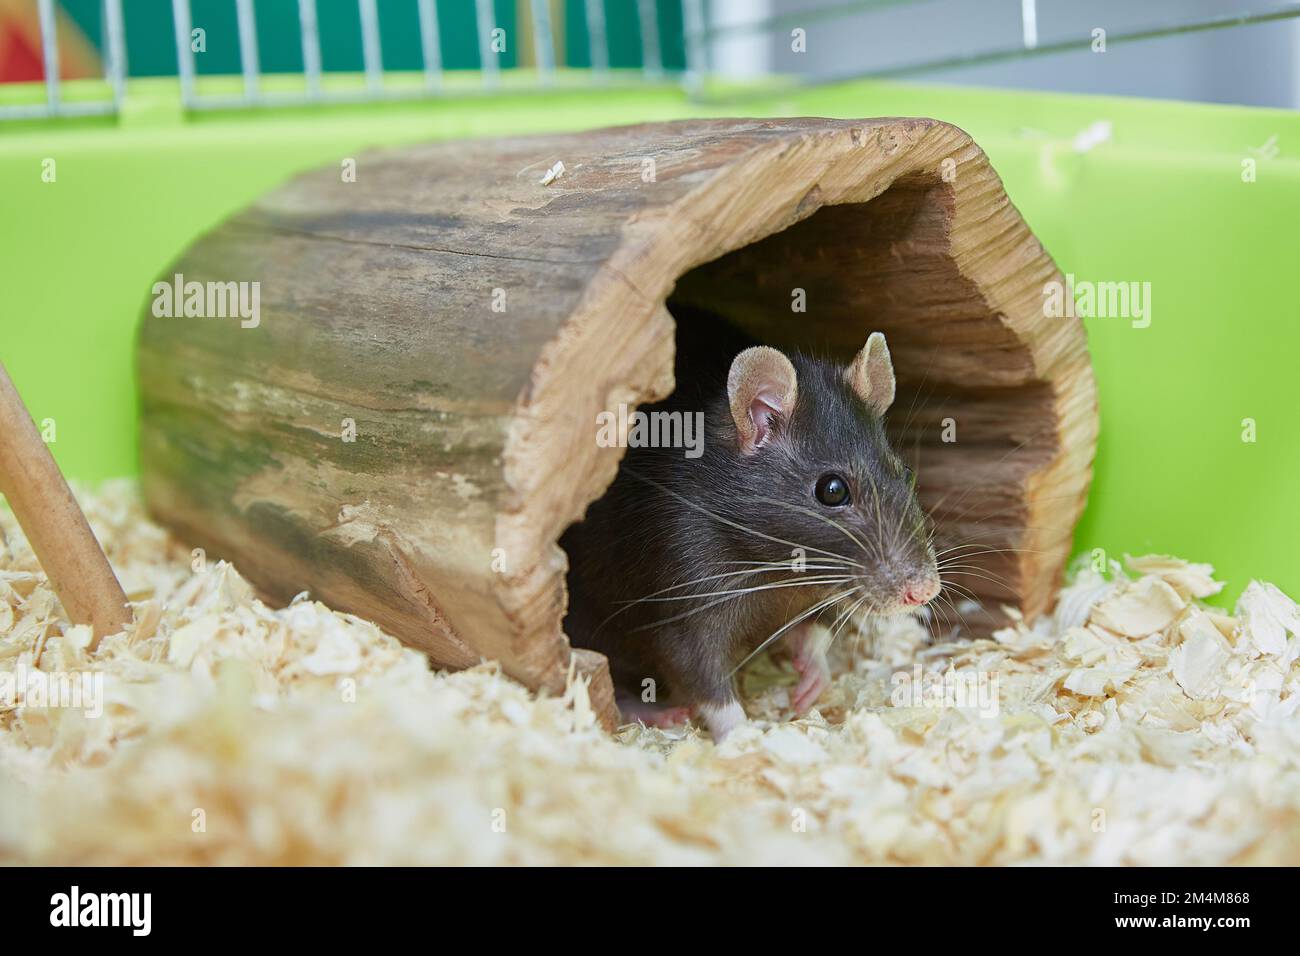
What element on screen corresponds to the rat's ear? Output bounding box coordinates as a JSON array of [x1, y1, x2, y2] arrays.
[[845, 331, 896, 415], [727, 346, 798, 455]]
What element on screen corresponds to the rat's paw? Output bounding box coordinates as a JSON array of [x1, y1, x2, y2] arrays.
[[785, 658, 826, 717], [788, 621, 831, 671], [617, 696, 692, 729], [788, 623, 831, 714], [697, 699, 746, 742]]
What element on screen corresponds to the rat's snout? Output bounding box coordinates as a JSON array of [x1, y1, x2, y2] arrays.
[[867, 566, 941, 615], [902, 576, 941, 607]]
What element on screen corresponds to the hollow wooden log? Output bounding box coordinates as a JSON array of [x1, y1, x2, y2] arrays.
[[136, 118, 1097, 728]]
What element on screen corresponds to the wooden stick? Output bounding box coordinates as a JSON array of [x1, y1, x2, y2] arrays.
[[0, 361, 131, 648]]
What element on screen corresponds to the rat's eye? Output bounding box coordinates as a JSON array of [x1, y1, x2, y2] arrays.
[[815, 473, 850, 507]]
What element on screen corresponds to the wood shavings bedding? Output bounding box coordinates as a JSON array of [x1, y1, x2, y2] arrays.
[[2, 482, 1299, 865]]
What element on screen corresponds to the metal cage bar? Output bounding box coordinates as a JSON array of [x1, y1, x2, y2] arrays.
[[12, 0, 1298, 121], [682, 0, 706, 93], [37, 0, 61, 113], [475, 0, 500, 88], [359, 0, 384, 94], [636, 0, 663, 81], [0, 0, 122, 119], [236, 0, 261, 100], [1021, 0, 1039, 50], [171, 0, 197, 108], [530, 0, 556, 84], [298, 0, 324, 100], [686, 0, 1300, 103], [418, 0, 444, 91], [104, 0, 127, 106], [584, 0, 609, 79]]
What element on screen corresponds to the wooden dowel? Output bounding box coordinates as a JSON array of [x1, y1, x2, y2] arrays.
[[0, 361, 131, 648]]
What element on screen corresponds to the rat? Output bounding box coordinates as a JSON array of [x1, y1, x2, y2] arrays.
[[561, 312, 941, 741]]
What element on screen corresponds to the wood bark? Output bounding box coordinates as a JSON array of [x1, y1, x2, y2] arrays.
[[136, 118, 1097, 729]]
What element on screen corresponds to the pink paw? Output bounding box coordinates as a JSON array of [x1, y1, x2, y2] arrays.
[[788, 623, 831, 714], [617, 697, 691, 729], [788, 621, 819, 670], [791, 655, 831, 714]]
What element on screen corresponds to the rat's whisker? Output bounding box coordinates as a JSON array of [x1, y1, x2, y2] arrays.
[[591, 566, 768, 635], [820, 596, 859, 647], [931, 518, 1057, 546], [934, 542, 1043, 558], [937, 559, 1016, 578], [630, 593, 743, 632], [941, 571, 1012, 595], [827, 590, 874, 651], [932, 488, 1092, 530], [624, 468, 865, 568], [863, 470, 889, 563], [940, 577, 980, 600], [848, 596, 882, 655], [621, 574, 856, 605], [639, 563, 852, 596], [941, 567, 1019, 590], [729, 586, 861, 676], [717, 557, 864, 571], [934, 586, 968, 624], [591, 564, 820, 636], [718, 559, 847, 567], [603, 566, 852, 621], [889, 488, 917, 559], [631, 576, 857, 632], [753, 496, 875, 562], [928, 593, 960, 641], [924, 431, 1050, 520], [940, 582, 984, 608], [937, 564, 1015, 588]]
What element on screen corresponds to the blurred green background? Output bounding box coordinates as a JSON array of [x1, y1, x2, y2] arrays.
[[1, 6, 1297, 608]]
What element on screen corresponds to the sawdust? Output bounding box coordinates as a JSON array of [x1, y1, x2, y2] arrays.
[[2, 482, 1299, 865]]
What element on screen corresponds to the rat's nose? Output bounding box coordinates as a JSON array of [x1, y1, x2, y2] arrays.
[[902, 577, 940, 606]]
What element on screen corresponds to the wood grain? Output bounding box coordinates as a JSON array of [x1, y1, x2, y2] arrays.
[[136, 118, 1097, 728], [0, 362, 131, 645]]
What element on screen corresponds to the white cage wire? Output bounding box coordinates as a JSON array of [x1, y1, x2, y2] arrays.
[[0, 0, 710, 120], [4, 0, 1299, 121]]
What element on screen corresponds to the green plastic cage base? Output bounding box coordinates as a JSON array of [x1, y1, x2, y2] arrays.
[[2, 75, 1298, 606]]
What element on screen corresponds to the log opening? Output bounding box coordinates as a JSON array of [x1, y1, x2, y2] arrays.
[[566, 175, 1063, 639]]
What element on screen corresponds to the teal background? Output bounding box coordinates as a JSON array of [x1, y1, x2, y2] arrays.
[[1, 72, 1297, 607], [56, 0, 686, 74]]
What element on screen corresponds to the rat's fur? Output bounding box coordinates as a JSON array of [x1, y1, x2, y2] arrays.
[[562, 312, 937, 728]]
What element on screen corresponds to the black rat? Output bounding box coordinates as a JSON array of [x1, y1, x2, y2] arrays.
[[562, 314, 940, 740]]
